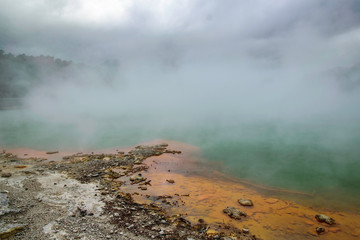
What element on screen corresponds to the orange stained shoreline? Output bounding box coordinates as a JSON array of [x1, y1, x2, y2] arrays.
[[117, 140, 360, 240], [3, 140, 360, 240]]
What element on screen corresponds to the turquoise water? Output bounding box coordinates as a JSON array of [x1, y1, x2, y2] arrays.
[[1, 105, 360, 207]]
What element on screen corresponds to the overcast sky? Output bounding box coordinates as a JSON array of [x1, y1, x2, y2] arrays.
[[1, 0, 360, 152], [1, 0, 360, 68], [1, 0, 360, 123]]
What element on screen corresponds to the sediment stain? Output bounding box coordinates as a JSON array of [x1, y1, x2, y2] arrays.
[[117, 140, 360, 240]]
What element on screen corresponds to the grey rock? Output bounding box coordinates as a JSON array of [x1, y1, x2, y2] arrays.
[[1, 173, 11, 178], [0, 193, 9, 207], [315, 214, 335, 225], [238, 198, 253, 206], [316, 227, 325, 234], [0, 223, 25, 239], [129, 174, 145, 183], [0, 192, 20, 216], [223, 207, 246, 220]]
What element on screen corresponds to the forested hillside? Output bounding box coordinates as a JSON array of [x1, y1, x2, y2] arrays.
[[0, 50, 117, 98]]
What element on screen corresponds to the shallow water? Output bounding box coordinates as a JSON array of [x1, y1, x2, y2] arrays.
[[4, 139, 360, 239], [1, 105, 360, 209], [116, 140, 360, 240]]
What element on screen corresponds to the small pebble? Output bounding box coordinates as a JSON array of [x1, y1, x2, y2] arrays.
[[316, 227, 325, 234]]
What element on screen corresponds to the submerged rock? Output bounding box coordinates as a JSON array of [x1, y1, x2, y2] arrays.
[[238, 199, 254, 207], [223, 207, 246, 220], [315, 214, 335, 225]]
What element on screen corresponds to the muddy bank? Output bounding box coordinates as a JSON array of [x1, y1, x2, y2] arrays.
[[0, 143, 258, 240]]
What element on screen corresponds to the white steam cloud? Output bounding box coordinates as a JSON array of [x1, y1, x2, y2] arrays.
[[0, 0, 360, 146]]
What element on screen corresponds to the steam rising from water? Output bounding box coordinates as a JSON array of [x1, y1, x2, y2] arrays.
[[1, 0, 360, 203]]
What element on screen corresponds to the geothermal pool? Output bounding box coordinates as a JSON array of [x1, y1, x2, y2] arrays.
[[1, 104, 360, 211]]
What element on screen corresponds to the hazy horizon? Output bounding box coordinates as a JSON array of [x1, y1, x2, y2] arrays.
[[1, 0, 360, 124], [1, 1, 360, 204]]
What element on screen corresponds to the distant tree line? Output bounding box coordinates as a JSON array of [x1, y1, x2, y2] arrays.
[[0, 50, 119, 98], [0, 50, 73, 97]]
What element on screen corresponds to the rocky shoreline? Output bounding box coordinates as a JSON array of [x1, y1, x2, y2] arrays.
[[0, 144, 259, 240]]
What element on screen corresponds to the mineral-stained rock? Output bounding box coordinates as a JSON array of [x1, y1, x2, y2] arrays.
[[107, 171, 121, 179], [46, 151, 59, 154], [315, 214, 335, 225], [238, 199, 254, 206], [14, 165, 27, 168], [176, 217, 192, 228], [223, 207, 246, 220], [0, 224, 25, 239], [129, 174, 145, 183], [316, 227, 325, 234], [1, 173, 11, 178]]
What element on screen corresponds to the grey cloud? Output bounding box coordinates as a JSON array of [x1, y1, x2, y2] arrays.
[[1, 0, 360, 113], [1, 0, 360, 63]]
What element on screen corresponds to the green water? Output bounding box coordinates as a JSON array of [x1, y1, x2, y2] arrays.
[[1, 106, 360, 207]]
